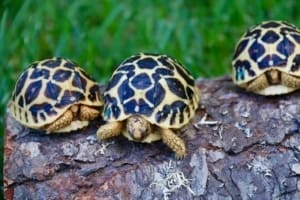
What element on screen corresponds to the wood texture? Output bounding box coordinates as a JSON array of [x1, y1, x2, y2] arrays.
[[4, 76, 300, 200]]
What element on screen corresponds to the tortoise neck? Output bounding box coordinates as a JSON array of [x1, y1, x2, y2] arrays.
[[266, 69, 281, 84]]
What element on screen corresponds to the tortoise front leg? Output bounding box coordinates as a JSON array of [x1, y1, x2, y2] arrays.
[[97, 121, 123, 140], [161, 128, 186, 159], [246, 73, 269, 92], [79, 105, 100, 121], [45, 109, 74, 133], [281, 72, 300, 88]]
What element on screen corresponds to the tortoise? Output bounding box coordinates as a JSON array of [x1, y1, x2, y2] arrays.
[[97, 53, 199, 158], [232, 20, 300, 95], [8, 57, 103, 133]]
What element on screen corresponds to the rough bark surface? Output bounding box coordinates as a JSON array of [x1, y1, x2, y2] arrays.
[[4, 76, 300, 200]]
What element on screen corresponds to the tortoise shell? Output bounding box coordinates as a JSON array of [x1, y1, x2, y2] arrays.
[[9, 57, 103, 130], [103, 53, 199, 129], [232, 20, 300, 93]]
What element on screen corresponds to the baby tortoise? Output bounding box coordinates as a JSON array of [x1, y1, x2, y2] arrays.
[[9, 57, 103, 133], [97, 53, 199, 158], [232, 20, 300, 95]]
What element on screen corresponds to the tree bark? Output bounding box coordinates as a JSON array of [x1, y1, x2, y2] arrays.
[[4, 76, 300, 200]]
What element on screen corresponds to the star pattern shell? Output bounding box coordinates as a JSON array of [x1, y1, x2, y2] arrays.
[[103, 53, 199, 129], [9, 57, 103, 129], [232, 20, 300, 85]]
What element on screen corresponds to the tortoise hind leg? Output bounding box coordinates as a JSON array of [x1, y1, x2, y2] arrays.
[[161, 128, 186, 159], [246, 73, 269, 92], [281, 72, 300, 88], [45, 109, 74, 133], [97, 121, 123, 140], [79, 105, 100, 121]]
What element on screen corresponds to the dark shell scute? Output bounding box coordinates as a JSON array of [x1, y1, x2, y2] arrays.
[[117, 64, 135, 72], [165, 77, 187, 99], [233, 39, 249, 60], [40, 113, 46, 121], [291, 54, 300, 72], [261, 21, 281, 28], [45, 82, 62, 100], [18, 96, 24, 107], [25, 112, 28, 122], [117, 80, 135, 103], [261, 30, 280, 43], [155, 67, 174, 76], [15, 71, 28, 95], [53, 69, 72, 82], [25, 80, 42, 105], [258, 54, 286, 69], [112, 105, 121, 119], [131, 73, 152, 89], [155, 101, 187, 125], [123, 99, 136, 114], [234, 60, 256, 81], [122, 99, 153, 116], [136, 99, 153, 116], [72, 71, 87, 90], [152, 73, 161, 82], [42, 59, 62, 68], [137, 57, 158, 69], [155, 105, 171, 123], [276, 37, 295, 56], [248, 41, 265, 62], [280, 27, 299, 34], [126, 70, 135, 78], [170, 101, 186, 124], [291, 34, 300, 43], [55, 90, 84, 108], [173, 62, 194, 86], [106, 73, 123, 91], [104, 95, 120, 119], [29, 103, 57, 123], [64, 61, 76, 69], [30, 68, 50, 79], [157, 56, 174, 70], [186, 87, 195, 101], [145, 83, 165, 107], [88, 85, 101, 102]]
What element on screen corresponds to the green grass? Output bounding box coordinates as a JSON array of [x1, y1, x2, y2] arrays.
[[1, 0, 300, 196]]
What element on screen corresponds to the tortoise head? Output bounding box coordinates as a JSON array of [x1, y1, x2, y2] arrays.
[[126, 115, 152, 141]]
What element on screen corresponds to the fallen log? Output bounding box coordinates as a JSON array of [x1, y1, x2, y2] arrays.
[[4, 76, 300, 199]]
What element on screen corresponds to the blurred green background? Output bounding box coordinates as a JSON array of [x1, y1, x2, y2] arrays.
[[1, 0, 300, 196]]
